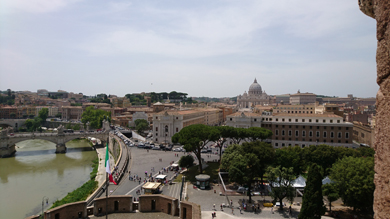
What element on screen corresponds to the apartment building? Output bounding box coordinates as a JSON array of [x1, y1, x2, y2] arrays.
[[62, 106, 83, 120]]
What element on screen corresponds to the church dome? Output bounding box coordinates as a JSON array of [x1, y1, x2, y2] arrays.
[[248, 78, 262, 95]]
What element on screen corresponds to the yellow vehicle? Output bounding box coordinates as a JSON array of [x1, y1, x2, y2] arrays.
[[142, 182, 162, 194], [263, 202, 273, 207]]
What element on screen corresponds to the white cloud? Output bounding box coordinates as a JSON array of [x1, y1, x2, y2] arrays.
[[1, 0, 79, 14]]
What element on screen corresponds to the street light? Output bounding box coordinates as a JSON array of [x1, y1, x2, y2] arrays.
[[41, 196, 48, 219]]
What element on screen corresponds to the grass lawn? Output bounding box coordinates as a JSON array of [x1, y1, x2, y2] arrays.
[[174, 162, 220, 183]]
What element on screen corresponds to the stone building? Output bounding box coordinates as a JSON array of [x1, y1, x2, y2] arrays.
[[226, 111, 353, 148], [237, 78, 272, 108], [61, 106, 83, 120], [290, 90, 316, 105]]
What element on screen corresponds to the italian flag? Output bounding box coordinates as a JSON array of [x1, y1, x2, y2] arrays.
[[105, 143, 117, 185]]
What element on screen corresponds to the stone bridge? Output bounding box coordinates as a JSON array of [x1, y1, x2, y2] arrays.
[[0, 130, 109, 158]]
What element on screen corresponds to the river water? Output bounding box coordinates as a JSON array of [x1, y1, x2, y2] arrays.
[[0, 139, 97, 219]]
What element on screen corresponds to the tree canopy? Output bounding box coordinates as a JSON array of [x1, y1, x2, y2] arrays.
[[134, 119, 149, 133], [81, 106, 111, 129], [329, 156, 374, 212], [178, 155, 195, 168], [172, 124, 219, 173], [267, 166, 295, 210], [221, 141, 274, 203]]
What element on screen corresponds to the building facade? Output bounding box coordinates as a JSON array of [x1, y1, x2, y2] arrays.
[[226, 111, 353, 148], [290, 91, 316, 105], [237, 78, 272, 108]]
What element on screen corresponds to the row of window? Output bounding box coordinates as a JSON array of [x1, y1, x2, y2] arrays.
[[275, 111, 313, 114], [275, 141, 349, 147], [274, 125, 348, 130], [275, 130, 349, 139], [274, 118, 341, 123]]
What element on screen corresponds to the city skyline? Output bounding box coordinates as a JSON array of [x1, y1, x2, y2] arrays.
[[0, 0, 378, 98]]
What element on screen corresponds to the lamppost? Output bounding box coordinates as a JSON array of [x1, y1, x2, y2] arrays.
[[41, 196, 48, 219]]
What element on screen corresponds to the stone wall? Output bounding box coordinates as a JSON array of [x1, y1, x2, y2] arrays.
[[45, 201, 87, 219], [180, 201, 201, 219], [139, 194, 178, 216], [93, 195, 132, 216], [358, 1, 390, 218]]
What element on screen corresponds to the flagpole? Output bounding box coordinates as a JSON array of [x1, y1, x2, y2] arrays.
[[106, 138, 109, 219]]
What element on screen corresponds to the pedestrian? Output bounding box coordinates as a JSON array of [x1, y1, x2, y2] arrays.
[[213, 204, 215, 210], [220, 204, 223, 211], [230, 199, 233, 207], [271, 206, 273, 214], [239, 206, 242, 214], [231, 207, 234, 215], [289, 205, 292, 216], [211, 212, 214, 219]]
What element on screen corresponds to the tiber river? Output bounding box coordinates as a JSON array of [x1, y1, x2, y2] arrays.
[[0, 139, 97, 219]]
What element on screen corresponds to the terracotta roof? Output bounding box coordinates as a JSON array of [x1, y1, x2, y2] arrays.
[[228, 112, 262, 117]]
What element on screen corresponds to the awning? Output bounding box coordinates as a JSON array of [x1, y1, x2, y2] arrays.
[[155, 175, 167, 179]]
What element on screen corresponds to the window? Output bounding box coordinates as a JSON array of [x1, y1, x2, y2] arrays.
[[330, 120, 333, 123], [275, 143, 279, 147], [310, 126, 312, 129], [230, 118, 232, 121], [289, 119, 291, 122], [338, 140, 341, 143], [337, 120, 340, 123], [276, 125, 278, 128], [346, 132, 349, 139], [282, 130, 285, 136], [156, 117, 158, 119], [302, 119, 305, 122], [276, 118, 279, 121], [309, 131, 313, 137], [330, 132, 334, 138], [302, 144, 305, 148], [309, 119, 312, 122], [156, 133, 158, 136], [282, 125, 285, 128], [289, 125, 292, 128], [254, 119, 257, 122], [346, 127, 349, 130], [176, 127, 179, 132], [303, 126, 306, 129], [316, 119, 319, 123], [289, 144, 292, 146], [282, 118, 285, 122], [346, 140, 349, 143], [282, 143, 285, 147], [302, 131, 306, 137], [323, 131, 327, 138], [275, 130, 279, 135], [324, 126, 327, 129], [288, 130, 292, 136], [323, 119, 326, 123], [156, 127, 158, 131], [316, 131, 320, 137], [176, 117, 178, 119], [295, 119, 298, 122], [295, 130, 299, 136], [338, 132, 342, 138]]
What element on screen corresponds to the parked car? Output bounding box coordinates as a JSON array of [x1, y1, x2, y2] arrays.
[[201, 149, 208, 153], [237, 187, 248, 193], [173, 148, 182, 152], [152, 146, 160, 150]]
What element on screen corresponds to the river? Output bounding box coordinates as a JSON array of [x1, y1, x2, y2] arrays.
[[0, 139, 97, 219]]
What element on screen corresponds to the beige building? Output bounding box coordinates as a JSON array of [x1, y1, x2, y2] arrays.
[[290, 91, 316, 105], [352, 121, 374, 147], [152, 108, 223, 144], [226, 112, 263, 128], [237, 78, 273, 108], [62, 106, 83, 120], [226, 111, 353, 148], [274, 104, 315, 114]]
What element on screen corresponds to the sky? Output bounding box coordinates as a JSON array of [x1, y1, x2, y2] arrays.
[[0, 0, 378, 98]]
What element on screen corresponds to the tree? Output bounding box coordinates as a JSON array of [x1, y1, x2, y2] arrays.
[[38, 108, 48, 125], [221, 141, 274, 203], [73, 124, 81, 131], [267, 166, 295, 210], [246, 127, 273, 142], [322, 183, 339, 213], [330, 156, 374, 212], [214, 126, 235, 163], [81, 106, 111, 129], [299, 164, 326, 219], [302, 145, 338, 177], [274, 146, 306, 177], [172, 124, 219, 173], [178, 155, 194, 168], [135, 119, 149, 133]]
